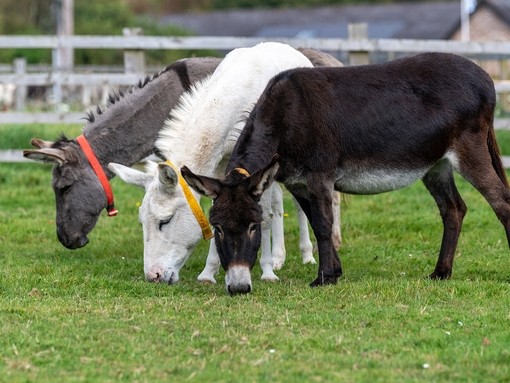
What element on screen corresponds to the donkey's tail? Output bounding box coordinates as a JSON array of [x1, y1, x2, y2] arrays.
[[488, 124, 509, 188]]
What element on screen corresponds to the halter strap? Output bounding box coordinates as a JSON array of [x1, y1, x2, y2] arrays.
[[76, 134, 118, 217], [234, 167, 250, 177], [165, 160, 213, 240]]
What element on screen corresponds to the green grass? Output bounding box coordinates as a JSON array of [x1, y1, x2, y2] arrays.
[[496, 130, 510, 155], [0, 124, 83, 149], [1, 126, 510, 382]]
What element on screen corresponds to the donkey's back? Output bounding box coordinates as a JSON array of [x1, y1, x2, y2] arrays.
[[247, 53, 498, 194]]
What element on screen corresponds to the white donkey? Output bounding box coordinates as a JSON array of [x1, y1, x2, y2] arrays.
[[109, 42, 316, 284]]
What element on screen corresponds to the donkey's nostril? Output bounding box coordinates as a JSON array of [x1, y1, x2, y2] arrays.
[[243, 284, 252, 294], [146, 270, 163, 282]]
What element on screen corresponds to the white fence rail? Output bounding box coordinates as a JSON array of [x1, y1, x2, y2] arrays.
[[2, 35, 510, 55]]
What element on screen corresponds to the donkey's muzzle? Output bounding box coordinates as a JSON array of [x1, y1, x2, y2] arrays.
[[228, 283, 252, 295], [145, 267, 178, 284], [225, 264, 253, 295], [57, 229, 89, 249]]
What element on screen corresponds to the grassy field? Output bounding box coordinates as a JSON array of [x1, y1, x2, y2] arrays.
[[1, 125, 510, 382]]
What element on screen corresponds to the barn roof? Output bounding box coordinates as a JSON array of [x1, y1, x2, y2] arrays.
[[160, 1, 462, 40]]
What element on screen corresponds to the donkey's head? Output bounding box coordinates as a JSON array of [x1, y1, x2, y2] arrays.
[[181, 157, 279, 295], [108, 161, 203, 284], [23, 137, 107, 249]]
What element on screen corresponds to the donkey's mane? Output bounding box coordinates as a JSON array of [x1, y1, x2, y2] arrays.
[[157, 73, 249, 163], [156, 75, 212, 159], [82, 62, 182, 124]]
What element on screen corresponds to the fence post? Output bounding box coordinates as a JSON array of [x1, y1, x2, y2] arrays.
[[348, 23, 370, 66], [123, 28, 146, 75], [14, 58, 27, 111], [52, 0, 74, 108], [501, 59, 510, 113]]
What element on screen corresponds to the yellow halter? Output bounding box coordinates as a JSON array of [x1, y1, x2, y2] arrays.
[[165, 160, 214, 240]]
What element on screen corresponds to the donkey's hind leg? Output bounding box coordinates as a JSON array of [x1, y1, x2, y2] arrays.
[[259, 185, 280, 281], [455, 142, 510, 251], [270, 183, 287, 270], [332, 191, 342, 249], [293, 198, 315, 265], [422, 160, 467, 280]]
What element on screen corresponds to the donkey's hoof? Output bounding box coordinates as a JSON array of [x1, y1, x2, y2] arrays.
[[197, 273, 217, 284], [261, 269, 279, 281], [302, 256, 317, 265], [300, 245, 314, 262], [309, 275, 338, 287], [429, 270, 452, 280]]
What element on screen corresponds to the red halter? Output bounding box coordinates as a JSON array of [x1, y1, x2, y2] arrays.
[[76, 134, 118, 217]]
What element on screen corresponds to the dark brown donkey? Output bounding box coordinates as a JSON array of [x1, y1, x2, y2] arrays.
[[181, 52, 510, 295]]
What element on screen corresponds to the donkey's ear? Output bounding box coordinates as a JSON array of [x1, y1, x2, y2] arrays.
[[30, 138, 54, 149], [108, 162, 153, 189], [181, 166, 222, 199], [158, 163, 178, 188], [23, 148, 66, 164], [248, 155, 280, 199]]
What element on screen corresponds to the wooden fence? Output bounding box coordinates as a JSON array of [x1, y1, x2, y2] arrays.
[[3, 28, 510, 119], [2, 27, 510, 163]]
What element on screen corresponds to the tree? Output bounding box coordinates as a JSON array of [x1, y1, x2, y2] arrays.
[[0, 0, 202, 65], [0, 0, 54, 34]]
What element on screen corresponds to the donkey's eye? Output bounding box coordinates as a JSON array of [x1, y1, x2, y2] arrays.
[[214, 225, 224, 239], [158, 217, 173, 231], [59, 185, 72, 195], [248, 223, 259, 234]]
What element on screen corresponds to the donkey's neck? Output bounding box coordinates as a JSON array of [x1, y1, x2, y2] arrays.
[[81, 58, 221, 176], [227, 115, 280, 177]]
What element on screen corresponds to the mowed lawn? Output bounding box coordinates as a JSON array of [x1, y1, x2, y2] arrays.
[[1, 125, 510, 382]]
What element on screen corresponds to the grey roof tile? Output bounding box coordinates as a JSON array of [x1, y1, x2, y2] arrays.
[[161, 1, 462, 39]]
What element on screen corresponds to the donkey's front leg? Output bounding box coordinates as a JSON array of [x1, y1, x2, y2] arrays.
[[310, 208, 342, 286], [291, 186, 342, 286], [197, 238, 220, 284]]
